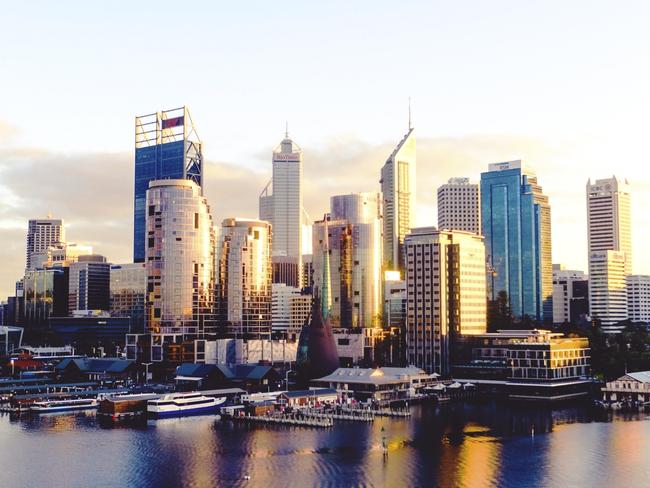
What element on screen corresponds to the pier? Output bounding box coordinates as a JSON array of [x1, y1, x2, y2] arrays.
[[234, 412, 333, 428]]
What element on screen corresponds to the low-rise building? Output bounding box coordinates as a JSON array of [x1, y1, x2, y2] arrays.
[[453, 329, 591, 401], [55, 357, 137, 382], [602, 371, 650, 404], [312, 366, 437, 402], [278, 388, 338, 407]]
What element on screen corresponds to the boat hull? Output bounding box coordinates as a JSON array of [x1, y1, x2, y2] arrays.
[[148, 404, 220, 418]]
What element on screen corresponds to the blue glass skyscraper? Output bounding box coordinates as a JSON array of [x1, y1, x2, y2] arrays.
[[480, 161, 552, 322], [133, 107, 202, 262]]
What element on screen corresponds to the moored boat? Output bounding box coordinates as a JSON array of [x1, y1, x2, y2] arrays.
[[30, 398, 98, 413], [147, 392, 226, 418]]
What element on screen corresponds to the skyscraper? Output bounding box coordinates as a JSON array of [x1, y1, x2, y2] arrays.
[[133, 107, 202, 263], [68, 255, 111, 313], [26, 218, 64, 270], [312, 193, 383, 328], [437, 177, 480, 234], [552, 264, 589, 325], [380, 128, 416, 271], [587, 177, 632, 331], [110, 263, 146, 333], [258, 129, 304, 287], [405, 228, 487, 375], [480, 161, 552, 322], [145, 179, 216, 345], [626, 275, 650, 324], [216, 218, 272, 339]]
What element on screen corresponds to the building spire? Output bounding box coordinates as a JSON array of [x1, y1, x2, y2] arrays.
[[285, 120, 289, 139]]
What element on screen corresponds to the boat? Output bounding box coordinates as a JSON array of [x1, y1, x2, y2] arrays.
[[147, 392, 226, 418], [30, 398, 98, 413]]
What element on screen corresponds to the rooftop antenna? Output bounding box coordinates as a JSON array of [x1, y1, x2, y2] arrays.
[[408, 97, 412, 130], [285, 120, 289, 139]]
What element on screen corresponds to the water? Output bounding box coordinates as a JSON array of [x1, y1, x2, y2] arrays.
[[1, 401, 649, 487]]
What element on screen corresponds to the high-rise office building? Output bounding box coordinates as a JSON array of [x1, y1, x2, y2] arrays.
[[145, 179, 216, 343], [437, 177, 480, 234], [259, 129, 304, 287], [480, 161, 552, 322], [627, 275, 650, 324], [312, 193, 382, 328], [68, 255, 110, 313], [23, 267, 69, 327], [110, 263, 146, 333], [133, 107, 202, 263], [552, 265, 589, 325], [589, 251, 627, 331], [587, 177, 632, 331], [272, 283, 310, 337], [405, 228, 487, 375], [217, 218, 272, 339], [380, 128, 416, 271], [26, 218, 64, 270]]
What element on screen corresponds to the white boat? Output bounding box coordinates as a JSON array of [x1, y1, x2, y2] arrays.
[[147, 392, 226, 418], [30, 398, 99, 413]]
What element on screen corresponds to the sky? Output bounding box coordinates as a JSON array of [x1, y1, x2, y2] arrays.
[[1, 0, 650, 299]]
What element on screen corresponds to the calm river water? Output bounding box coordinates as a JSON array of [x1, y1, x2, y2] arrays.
[[1, 400, 649, 487]]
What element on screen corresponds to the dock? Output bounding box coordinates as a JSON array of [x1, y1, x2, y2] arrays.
[[303, 408, 374, 422], [233, 412, 333, 428]]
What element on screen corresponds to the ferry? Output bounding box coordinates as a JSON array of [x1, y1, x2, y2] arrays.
[[30, 398, 99, 413], [147, 392, 226, 418]]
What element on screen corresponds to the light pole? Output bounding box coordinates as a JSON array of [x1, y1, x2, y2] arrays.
[[142, 362, 153, 385], [10, 359, 15, 377], [285, 369, 294, 391]]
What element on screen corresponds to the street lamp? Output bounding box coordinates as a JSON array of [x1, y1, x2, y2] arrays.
[[10, 359, 15, 377]]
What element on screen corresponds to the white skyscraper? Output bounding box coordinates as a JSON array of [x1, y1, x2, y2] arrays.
[[405, 228, 487, 375], [259, 129, 304, 287], [587, 177, 632, 331], [25, 218, 65, 270], [380, 128, 416, 271], [437, 177, 480, 234], [626, 275, 650, 324]]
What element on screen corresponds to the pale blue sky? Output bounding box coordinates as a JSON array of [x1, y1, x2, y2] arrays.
[[1, 0, 649, 297]]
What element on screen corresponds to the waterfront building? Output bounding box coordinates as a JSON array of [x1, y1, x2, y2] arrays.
[[312, 366, 437, 402], [311, 193, 382, 328], [145, 179, 216, 355], [480, 160, 553, 322], [23, 267, 69, 327], [453, 329, 591, 401], [258, 129, 304, 287], [626, 275, 650, 324], [110, 263, 146, 332], [589, 250, 627, 332], [405, 228, 487, 376], [552, 264, 589, 325], [602, 371, 650, 404], [49, 311, 131, 348], [217, 218, 272, 339], [332, 327, 383, 367], [191, 338, 298, 366], [68, 255, 110, 314], [587, 177, 632, 331], [380, 127, 416, 271], [25, 218, 64, 270], [133, 107, 203, 263], [437, 177, 480, 234]]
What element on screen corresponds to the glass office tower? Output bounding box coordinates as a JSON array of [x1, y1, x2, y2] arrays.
[[133, 107, 202, 263], [480, 161, 552, 322]]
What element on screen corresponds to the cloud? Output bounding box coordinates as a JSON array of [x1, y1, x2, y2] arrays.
[[1, 132, 649, 299]]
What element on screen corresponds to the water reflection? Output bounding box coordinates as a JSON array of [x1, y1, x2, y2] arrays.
[[1, 402, 650, 487]]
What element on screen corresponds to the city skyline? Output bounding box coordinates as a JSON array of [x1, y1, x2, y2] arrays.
[[3, 2, 650, 299]]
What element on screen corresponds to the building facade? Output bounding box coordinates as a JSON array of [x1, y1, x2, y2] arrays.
[[587, 177, 632, 331], [68, 255, 110, 314], [145, 179, 216, 343], [312, 194, 383, 328], [133, 107, 203, 263], [480, 161, 552, 322], [26, 218, 64, 270], [258, 131, 304, 287], [23, 267, 69, 327], [589, 250, 628, 332], [380, 128, 416, 271], [110, 263, 146, 332], [552, 265, 589, 325], [627, 275, 650, 324], [217, 218, 272, 339], [437, 177, 480, 234], [405, 228, 487, 375]]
